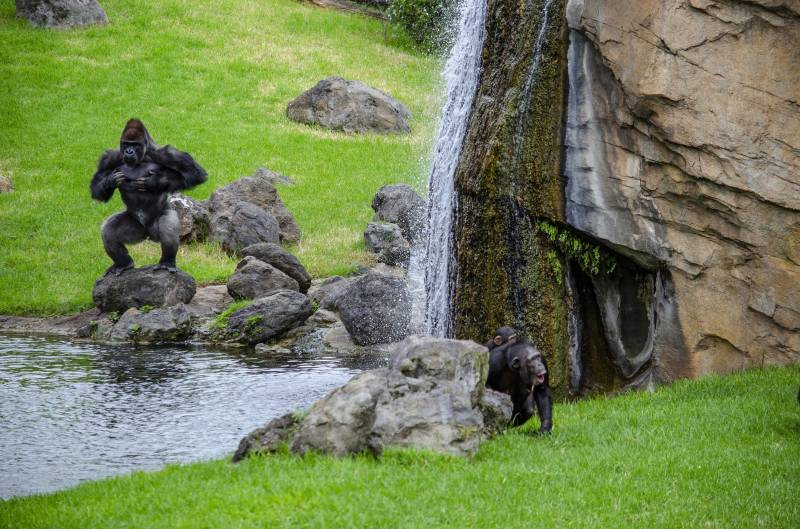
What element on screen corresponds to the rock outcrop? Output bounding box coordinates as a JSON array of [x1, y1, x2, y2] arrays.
[[16, 0, 108, 28], [92, 266, 196, 313], [235, 336, 512, 460], [287, 76, 412, 134], [564, 0, 800, 378]]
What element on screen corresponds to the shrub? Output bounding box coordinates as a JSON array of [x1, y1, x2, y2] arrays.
[[388, 0, 456, 53]]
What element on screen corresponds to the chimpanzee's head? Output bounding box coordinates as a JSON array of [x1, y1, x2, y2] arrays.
[[492, 326, 518, 347], [119, 118, 149, 166], [507, 342, 547, 388]]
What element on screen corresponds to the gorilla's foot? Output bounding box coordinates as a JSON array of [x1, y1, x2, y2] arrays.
[[104, 262, 134, 277], [154, 261, 179, 273]]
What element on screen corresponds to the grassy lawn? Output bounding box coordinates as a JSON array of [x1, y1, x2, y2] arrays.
[[2, 366, 798, 528], [0, 0, 440, 316]]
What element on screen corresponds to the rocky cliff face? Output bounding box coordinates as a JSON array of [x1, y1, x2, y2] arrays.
[[564, 0, 800, 380]]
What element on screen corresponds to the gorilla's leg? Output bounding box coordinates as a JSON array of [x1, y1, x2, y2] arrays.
[[149, 209, 181, 272], [101, 212, 146, 276]]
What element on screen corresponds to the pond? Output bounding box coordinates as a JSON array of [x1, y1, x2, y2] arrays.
[[0, 334, 382, 499]]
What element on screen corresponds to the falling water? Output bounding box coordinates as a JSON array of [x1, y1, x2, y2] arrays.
[[409, 0, 488, 337]]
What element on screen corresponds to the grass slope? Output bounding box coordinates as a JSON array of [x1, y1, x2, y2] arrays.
[[0, 0, 439, 315], [2, 366, 799, 528]]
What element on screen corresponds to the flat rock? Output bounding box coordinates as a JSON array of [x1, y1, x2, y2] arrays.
[[227, 256, 299, 300], [287, 76, 411, 134], [208, 170, 300, 245], [92, 265, 196, 313], [16, 0, 108, 28], [241, 243, 311, 293], [222, 289, 313, 345], [337, 272, 411, 346]]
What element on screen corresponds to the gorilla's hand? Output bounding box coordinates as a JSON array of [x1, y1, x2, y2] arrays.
[[112, 170, 126, 187]]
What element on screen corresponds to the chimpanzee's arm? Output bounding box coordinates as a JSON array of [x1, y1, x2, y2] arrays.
[[533, 385, 553, 433], [147, 145, 207, 190], [90, 150, 123, 202]]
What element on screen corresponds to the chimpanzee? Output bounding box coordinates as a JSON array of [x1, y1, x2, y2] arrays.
[[487, 339, 553, 433], [90, 119, 207, 276], [485, 326, 518, 351]]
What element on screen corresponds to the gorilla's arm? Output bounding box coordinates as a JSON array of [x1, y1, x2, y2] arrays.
[[147, 145, 208, 191], [90, 150, 123, 202]]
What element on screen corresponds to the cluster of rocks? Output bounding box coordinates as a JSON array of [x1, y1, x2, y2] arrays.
[[233, 336, 513, 460], [287, 76, 412, 135], [363, 184, 425, 268]]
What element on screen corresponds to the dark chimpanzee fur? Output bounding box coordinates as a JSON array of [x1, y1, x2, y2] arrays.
[[485, 326, 519, 351], [487, 339, 553, 433], [90, 119, 207, 276]]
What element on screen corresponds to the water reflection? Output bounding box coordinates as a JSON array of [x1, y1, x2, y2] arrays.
[[0, 334, 383, 499]]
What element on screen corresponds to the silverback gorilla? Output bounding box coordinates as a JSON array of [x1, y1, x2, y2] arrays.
[[487, 331, 553, 433], [90, 119, 207, 276]]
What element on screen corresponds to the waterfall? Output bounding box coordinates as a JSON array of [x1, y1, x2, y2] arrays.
[[409, 0, 488, 337]]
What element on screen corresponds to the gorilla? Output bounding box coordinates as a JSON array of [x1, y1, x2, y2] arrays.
[[90, 119, 207, 276], [487, 339, 553, 433]]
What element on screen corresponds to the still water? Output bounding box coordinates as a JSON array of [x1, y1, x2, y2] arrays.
[[0, 334, 382, 499]]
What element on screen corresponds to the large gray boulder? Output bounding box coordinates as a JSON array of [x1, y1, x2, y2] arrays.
[[227, 256, 299, 300], [92, 265, 196, 313], [364, 222, 410, 267], [210, 201, 280, 255], [371, 184, 425, 242], [107, 305, 194, 343], [168, 194, 209, 243], [16, 0, 108, 28], [241, 243, 311, 293], [287, 77, 411, 134], [208, 170, 300, 246], [286, 336, 509, 458], [337, 273, 411, 346], [221, 290, 313, 345]]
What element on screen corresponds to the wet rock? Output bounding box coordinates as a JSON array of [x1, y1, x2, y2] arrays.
[[0, 174, 12, 193], [168, 194, 209, 243], [307, 276, 356, 311], [364, 221, 410, 267], [232, 412, 300, 462], [92, 265, 196, 313], [227, 256, 299, 300], [371, 184, 425, 242], [253, 343, 292, 355], [16, 0, 108, 29], [208, 170, 300, 245], [241, 243, 311, 293], [287, 76, 411, 134], [289, 336, 498, 457], [337, 273, 411, 346], [221, 290, 312, 345], [210, 201, 280, 255], [108, 305, 194, 343]]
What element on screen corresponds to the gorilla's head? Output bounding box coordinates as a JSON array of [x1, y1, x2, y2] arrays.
[[119, 118, 152, 166], [507, 341, 547, 388]]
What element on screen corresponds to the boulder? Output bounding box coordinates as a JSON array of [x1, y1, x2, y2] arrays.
[[287, 336, 507, 457], [184, 285, 234, 318], [16, 0, 108, 29], [107, 305, 194, 343], [92, 265, 196, 313], [210, 201, 280, 255], [208, 170, 300, 245], [232, 413, 301, 462], [0, 174, 12, 193], [307, 276, 356, 311], [337, 273, 411, 346], [227, 256, 300, 300], [252, 167, 295, 186], [222, 289, 312, 345], [364, 222, 410, 267], [287, 76, 412, 134], [241, 243, 311, 293], [371, 184, 425, 241], [480, 388, 514, 435], [168, 194, 209, 243]]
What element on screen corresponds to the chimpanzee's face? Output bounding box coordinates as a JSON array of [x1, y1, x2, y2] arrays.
[[120, 140, 145, 166], [509, 343, 547, 388]]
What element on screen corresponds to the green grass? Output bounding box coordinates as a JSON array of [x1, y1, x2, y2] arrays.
[[0, 0, 440, 315], [2, 366, 798, 528]]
